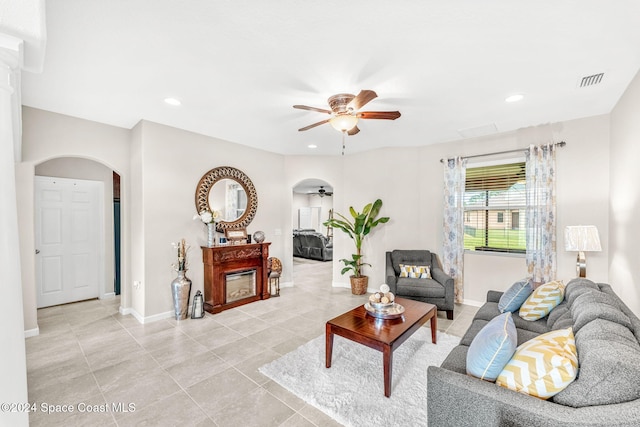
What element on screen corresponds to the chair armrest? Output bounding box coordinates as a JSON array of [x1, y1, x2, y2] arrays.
[[431, 267, 453, 288], [385, 264, 397, 290], [385, 252, 397, 292]]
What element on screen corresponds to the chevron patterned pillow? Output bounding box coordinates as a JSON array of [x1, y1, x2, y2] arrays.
[[496, 327, 578, 399], [519, 280, 565, 321]]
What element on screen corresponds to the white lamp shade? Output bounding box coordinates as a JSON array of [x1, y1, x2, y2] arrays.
[[329, 114, 358, 132], [564, 225, 602, 252]]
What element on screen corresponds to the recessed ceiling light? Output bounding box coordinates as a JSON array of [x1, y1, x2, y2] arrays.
[[505, 94, 524, 103], [164, 97, 181, 106], [307, 144, 317, 149]]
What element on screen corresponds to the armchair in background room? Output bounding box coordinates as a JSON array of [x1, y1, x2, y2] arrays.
[[385, 250, 454, 319]]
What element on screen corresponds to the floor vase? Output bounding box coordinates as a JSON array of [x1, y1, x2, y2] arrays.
[[171, 270, 192, 320]]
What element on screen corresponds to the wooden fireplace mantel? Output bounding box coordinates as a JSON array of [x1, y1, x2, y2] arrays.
[[201, 242, 271, 314]]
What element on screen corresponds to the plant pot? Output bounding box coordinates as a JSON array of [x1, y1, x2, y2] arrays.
[[350, 275, 369, 295]]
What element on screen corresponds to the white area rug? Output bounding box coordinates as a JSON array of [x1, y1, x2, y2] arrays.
[[259, 328, 460, 427]]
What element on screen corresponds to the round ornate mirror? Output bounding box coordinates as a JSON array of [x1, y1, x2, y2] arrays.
[[195, 166, 258, 232]]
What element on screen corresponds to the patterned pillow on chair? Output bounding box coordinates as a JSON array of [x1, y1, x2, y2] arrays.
[[399, 264, 432, 279]]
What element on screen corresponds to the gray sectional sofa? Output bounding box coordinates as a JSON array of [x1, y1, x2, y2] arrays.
[[292, 229, 333, 261], [427, 278, 640, 426]]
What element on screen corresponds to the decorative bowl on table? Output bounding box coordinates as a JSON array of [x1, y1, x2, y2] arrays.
[[364, 302, 405, 319], [364, 284, 405, 319], [369, 300, 395, 311]]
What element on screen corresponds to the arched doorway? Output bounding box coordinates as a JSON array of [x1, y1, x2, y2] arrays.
[[291, 178, 334, 289], [34, 157, 120, 306]]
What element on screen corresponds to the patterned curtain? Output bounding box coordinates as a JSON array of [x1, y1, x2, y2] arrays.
[[443, 157, 467, 303], [525, 144, 557, 284]]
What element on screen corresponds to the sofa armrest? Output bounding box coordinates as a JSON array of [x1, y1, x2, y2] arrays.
[[427, 366, 640, 426], [487, 290, 503, 303]]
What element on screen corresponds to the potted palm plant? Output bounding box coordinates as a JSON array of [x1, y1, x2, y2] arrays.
[[323, 199, 390, 295]]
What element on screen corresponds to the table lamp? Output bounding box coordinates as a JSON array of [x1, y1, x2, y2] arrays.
[[564, 225, 601, 278]]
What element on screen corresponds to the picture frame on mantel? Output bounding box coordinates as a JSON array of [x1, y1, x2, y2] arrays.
[[225, 228, 248, 243]]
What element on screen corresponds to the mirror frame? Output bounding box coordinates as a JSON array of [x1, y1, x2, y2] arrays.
[[195, 166, 258, 232]]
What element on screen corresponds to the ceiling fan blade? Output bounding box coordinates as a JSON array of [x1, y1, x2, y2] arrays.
[[357, 111, 401, 120], [347, 125, 360, 136], [298, 119, 330, 131], [347, 90, 378, 111], [293, 105, 332, 114]]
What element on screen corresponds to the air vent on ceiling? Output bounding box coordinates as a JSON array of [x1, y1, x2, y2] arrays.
[[579, 73, 604, 88]]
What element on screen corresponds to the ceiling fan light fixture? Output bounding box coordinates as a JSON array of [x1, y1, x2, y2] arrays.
[[329, 114, 358, 132]]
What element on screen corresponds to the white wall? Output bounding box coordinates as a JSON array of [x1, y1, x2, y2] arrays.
[[610, 68, 640, 315]]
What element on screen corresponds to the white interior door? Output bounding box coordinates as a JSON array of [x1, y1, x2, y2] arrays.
[[35, 176, 104, 308]]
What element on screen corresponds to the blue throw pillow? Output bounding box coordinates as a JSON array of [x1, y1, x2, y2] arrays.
[[466, 312, 517, 381], [499, 278, 534, 313]]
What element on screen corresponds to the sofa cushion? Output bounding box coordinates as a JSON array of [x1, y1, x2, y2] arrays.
[[440, 345, 468, 375], [496, 327, 578, 399], [391, 250, 432, 275], [466, 313, 517, 381], [396, 278, 445, 298], [564, 278, 599, 307], [553, 319, 640, 407], [546, 301, 569, 329], [475, 302, 550, 334], [519, 280, 565, 321], [550, 310, 573, 331], [571, 291, 632, 334], [399, 264, 431, 279], [460, 319, 489, 346]]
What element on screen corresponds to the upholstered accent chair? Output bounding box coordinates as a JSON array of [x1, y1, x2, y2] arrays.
[[385, 250, 455, 319]]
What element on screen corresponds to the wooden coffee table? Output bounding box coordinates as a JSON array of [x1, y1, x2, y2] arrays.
[[325, 297, 437, 397]]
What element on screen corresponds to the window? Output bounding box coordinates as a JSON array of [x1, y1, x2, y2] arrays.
[[463, 162, 526, 253]]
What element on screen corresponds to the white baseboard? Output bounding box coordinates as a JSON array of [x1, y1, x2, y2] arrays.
[[100, 292, 116, 300], [24, 327, 40, 338], [332, 281, 350, 289], [462, 298, 484, 307], [118, 306, 173, 324]]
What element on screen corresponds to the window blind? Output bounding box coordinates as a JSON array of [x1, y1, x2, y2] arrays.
[[463, 162, 526, 253]]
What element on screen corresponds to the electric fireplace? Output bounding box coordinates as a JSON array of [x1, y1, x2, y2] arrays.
[[201, 242, 270, 313]]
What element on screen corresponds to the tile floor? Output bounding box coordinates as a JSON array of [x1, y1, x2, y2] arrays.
[[26, 258, 477, 426]]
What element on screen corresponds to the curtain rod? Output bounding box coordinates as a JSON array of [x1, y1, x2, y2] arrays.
[[439, 141, 566, 163]]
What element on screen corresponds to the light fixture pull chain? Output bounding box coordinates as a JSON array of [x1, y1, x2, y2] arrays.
[[341, 131, 346, 156]]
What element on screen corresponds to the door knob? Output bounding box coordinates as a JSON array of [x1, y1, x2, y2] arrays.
[[35, 249, 40, 254]]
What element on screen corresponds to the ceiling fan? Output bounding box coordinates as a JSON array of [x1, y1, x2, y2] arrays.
[[312, 186, 333, 197], [293, 90, 401, 136]]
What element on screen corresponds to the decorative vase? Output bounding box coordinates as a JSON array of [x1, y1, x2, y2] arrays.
[[253, 230, 265, 243], [350, 275, 369, 295], [207, 222, 216, 247], [171, 269, 192, 320]]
